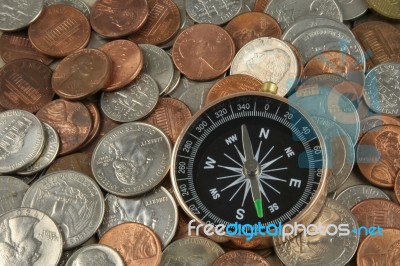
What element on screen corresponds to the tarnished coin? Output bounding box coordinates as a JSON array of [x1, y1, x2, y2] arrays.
[[0, 59, 54, 113], [336, 0, 368, 20], [98, 187, 178, 248], [274, 199, 359, 266], [46, 153, 93, 178], [0, 110, 45, 173], [173, 24, 235, 81], [213, 250, 270, 265], [52, 48, 112, 100], [230, 37, 299, 96], [99, 222, 162, 266], [98, 40, 143, 92], [44, 0, 90, 16], [21, 170, 105, 249], [0, 0, 44, 31], [367, 0, 400, 20], [0, 208, 62, 266], [335, 185, 390, 209], [360, 114, 400, 139], [101, 74, 159, 123], [92, 122, 171, 196], [186, 0, 242, 25], [160, 236, 225, 265], [0, 176, 29, 216], [363, 62, 400, 116], [65, 244, 124, 266], [28, 4, 91, 58], [90, 0, 148, 38], [18, 123, 60, 175]]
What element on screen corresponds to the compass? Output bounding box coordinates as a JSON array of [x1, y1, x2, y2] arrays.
[[171, 92, 328, 243]]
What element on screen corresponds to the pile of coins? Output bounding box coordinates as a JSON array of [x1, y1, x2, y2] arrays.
[[0, 0, 399, 265]]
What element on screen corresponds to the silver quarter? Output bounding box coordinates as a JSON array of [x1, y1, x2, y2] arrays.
[[186, 0, 242, 25], [44, 0, 90, 16], [264, 0, 343, 31], [92, 122, 172, 197], [139, 44, 174, 94], [0, 176, 29, 216], [21, 170, 105, 249], [14, 169, 47, 184], [363, 62, 400, 116], [335, 0, 368, 21], [231, 37, 299, 96], [101, 74, 159, 123], [274, 199, 359, 266], [65, 244, 124, 266], [98, 186, 178, 248], [0, 207, 63, 266], [160, 236, 225, 265], [18, 123, 60, 175], [335, 185, 390, 209], [0, 0, 44, 31], [0, 109, 45, 173]]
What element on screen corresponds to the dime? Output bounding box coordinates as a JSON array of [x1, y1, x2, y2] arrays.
[[335, 0, 368, 20], [0, 59, 54, 113], [335, 185, 390, 209], [367, 0, 400, 20], [92, 122, 171, 196], [101, 74, 159, 123], [360, 114, 400, 139], [160, 236, 225, 266], [28, 4, 91, 58], [98, 40, 143, 92], [80, 101, 101, 148], [0, 110, 45, 173], [0, 0, 44, 31], [21, 170, 105, 249], [99, 222, 162, 266], [65, 244, 124, 266], [44, 0, 90, 16], [162, 60, 182, 96], [46, 153, 94, 178], [98, 187, 178, 248], [90, 0, 148, 38], [0, 176, 29, 216], [52, 49, 112, 100], [231, 37, 299, 96], [186, 0, 242, 25], [0, 208, 63, 266], [213, 250, 270, 265], [173, 24, 235, 81]]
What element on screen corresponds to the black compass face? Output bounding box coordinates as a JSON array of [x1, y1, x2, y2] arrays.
[[173, 94, 325, 227]]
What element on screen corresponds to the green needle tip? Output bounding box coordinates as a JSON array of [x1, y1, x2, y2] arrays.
[[254, 199, 263, 218]]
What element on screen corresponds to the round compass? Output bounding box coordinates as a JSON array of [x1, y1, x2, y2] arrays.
[[171, 92, 328, 241]]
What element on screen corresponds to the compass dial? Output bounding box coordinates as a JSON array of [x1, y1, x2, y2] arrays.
[[172, 93, 327, 228]]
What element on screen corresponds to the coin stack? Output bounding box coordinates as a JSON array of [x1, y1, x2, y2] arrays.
[[0, 0, 399, 265]]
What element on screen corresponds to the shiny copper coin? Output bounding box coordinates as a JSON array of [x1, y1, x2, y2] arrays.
[[80, 101, 101, 148], [225, 12, 281, 52], [90, 0, 149, 38], [128, 0, 180, 45], [357, 228, 400, 265], [143, 97, 192, 143], [351, 199, 400, 241], [206, 74, 262, 104], [213, 250, 270, 266], [357, 125, 400, 188], [98, 40, 143, 91], [28, 4, 91, 58], [0, 59, 54, 113], [36, 99, 92, 155], [0, 32, 53, 65], [254, 0, 270, 12], [52, 48, 111, 100], [99, 223, 162, 266], [172, 24, 235, 81], [46, 152, 93, 178]]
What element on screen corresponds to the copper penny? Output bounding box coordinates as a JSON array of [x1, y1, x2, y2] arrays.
[[357, 125, 400, 188], [225, 12, 282, 52], [127, 0, 180, 45], [90, 0, 149, 38], [351, 199, 400, 241], [46, 152, 94, 178], [357, 228, 400, 265], [172, 24, 235, 81], [36, 99, 92, 155], [80, 101, 101, 148], [0, 59, 54, 113], [396, 171, 400, 204], [52, 48, 111, 100], [0, 31, 53, 65], [98, 40, 143, 91], [206, 74, 262, 104], [143, 97, 192, 143], [213, 250, 270, 266], [99, 222, 162, 266], [352, 21, 400, 69], [254, 0, 270, 12]]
